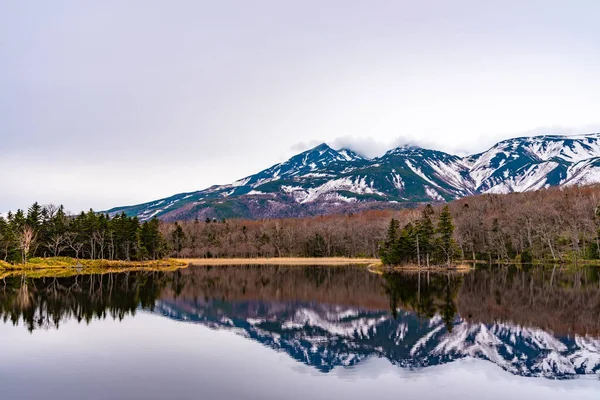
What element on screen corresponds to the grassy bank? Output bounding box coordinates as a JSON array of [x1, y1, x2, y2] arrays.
[[180, 257, 379, 266], [0, 256, 380, 278], [0, 257, 188, 279], [373, 263, 474, 273], [0, 256, 480, 279]]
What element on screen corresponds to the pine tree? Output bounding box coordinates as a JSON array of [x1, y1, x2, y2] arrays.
[[436, 205, 455, 267], [416, 208, 435, 267], [397, 223, 416, 264], [140, 218, 163, 260], [0, 215, 14, 261], [26, 202, 42, 229], [12, 209, 26, 230], [380, 218, 400, 265], [171, 223, 186, 257]]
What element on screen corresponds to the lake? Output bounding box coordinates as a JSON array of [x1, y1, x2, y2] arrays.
[[1, 264, 599, 399]]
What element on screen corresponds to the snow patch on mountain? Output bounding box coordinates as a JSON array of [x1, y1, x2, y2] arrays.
[[563, 159, 600, 186], [428, 159, 473, 191], [483, 162, 559, 194], [282, 308, 388, 338], [107, 133, 600, 221], [425, 186, 445, 201], [283, 176, 385, 204], [405, 160, 440, 188]]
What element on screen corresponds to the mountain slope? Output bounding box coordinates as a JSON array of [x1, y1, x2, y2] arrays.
[[107, 133, 600, 221]]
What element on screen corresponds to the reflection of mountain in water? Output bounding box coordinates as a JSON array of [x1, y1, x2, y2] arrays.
[[1, 264, 600, 379], [153, 265, 600, 379], [154, 297, 600, 379]]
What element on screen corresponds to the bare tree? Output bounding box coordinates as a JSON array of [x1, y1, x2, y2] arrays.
[[65, 233, 85, 260], [93, 231, 107, 260], [18, 225, 36, 264], [46, 233, 67, 257]]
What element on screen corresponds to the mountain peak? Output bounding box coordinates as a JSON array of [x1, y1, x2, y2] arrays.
[[107, 132, 600, 221], [336, 148, 367, 161], [385, 143, 423, 155], [296, 143, 332, 155], [477, 132, 600, 164], [312, 142, 331, 151]]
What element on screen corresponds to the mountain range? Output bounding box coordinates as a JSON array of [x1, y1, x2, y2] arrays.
[[108, 133, 600, 221]]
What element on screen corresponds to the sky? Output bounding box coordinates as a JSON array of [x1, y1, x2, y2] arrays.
[[2, 0, 600, 213]]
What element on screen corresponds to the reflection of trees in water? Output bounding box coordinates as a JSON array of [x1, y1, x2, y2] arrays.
[[0, 266, 391, 332], [0, 272, 170, 332], [3, 265, 600, 335], [165, 266, 465, 329], [382, 272, 462, 331], [162, 265, 390, 310], [458, 265, 600, 335]]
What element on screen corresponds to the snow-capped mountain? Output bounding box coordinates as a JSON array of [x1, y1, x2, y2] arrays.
[[153, 299, 600, 379], [466, 134, 600, 193], [107, 133, 600, 221]]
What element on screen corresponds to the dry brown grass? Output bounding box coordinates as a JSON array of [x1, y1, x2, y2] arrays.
[[180, 257, 379, 266], [371, 262, 474, 273], [0, 264, 187, 279], [0, 257, 188, 278]]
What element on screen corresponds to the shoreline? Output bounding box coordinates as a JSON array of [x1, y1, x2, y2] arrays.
[[0, 257, 188, 278], [4, 256, 594, 279], [0, 256, 380, 278], [371, 263, 474, 274], [180, 257, 379, 266]]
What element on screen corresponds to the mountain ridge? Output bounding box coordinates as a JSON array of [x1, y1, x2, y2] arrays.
[[107, 133, 600, 221]]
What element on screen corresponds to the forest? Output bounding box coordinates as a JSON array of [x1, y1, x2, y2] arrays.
[[158, 183, 600, 264], [2, 184, 600, 265], [0, 204, 164, 263]]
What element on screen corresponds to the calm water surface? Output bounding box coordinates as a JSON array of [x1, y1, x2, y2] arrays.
[[1, 265, 599, 399]]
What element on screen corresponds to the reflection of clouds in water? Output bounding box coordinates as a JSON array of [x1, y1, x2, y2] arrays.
[[2, 267, 600, 399], [333, 357, 408, 381], [3, 265, 600, 382], [335, 357, 600, 399]]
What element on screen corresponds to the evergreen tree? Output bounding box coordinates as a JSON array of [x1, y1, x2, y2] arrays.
[[0, 215, 15, 261], [416, 208, 435, 267], [436, 205, 455, 266], [396, 223, 416, 264], [171, 223, 186, 257], [12, 209, 26, 230], [380, 218, 400, 265], [139, 218, 163, 260], [26, 202, 42, 229]]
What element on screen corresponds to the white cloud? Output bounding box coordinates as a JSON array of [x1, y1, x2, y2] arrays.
[[322, 126, 600, 159]]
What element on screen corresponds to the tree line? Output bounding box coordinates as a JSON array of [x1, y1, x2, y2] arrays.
[[158, 211, 388, 259], [449, 184, 600, 263], [3, 184, 600, 264], [159, 184, 600, 264], [0, 203, 165, 263]]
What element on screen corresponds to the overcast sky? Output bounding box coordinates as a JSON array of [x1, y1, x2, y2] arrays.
[[2, 0, 600, 213]]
